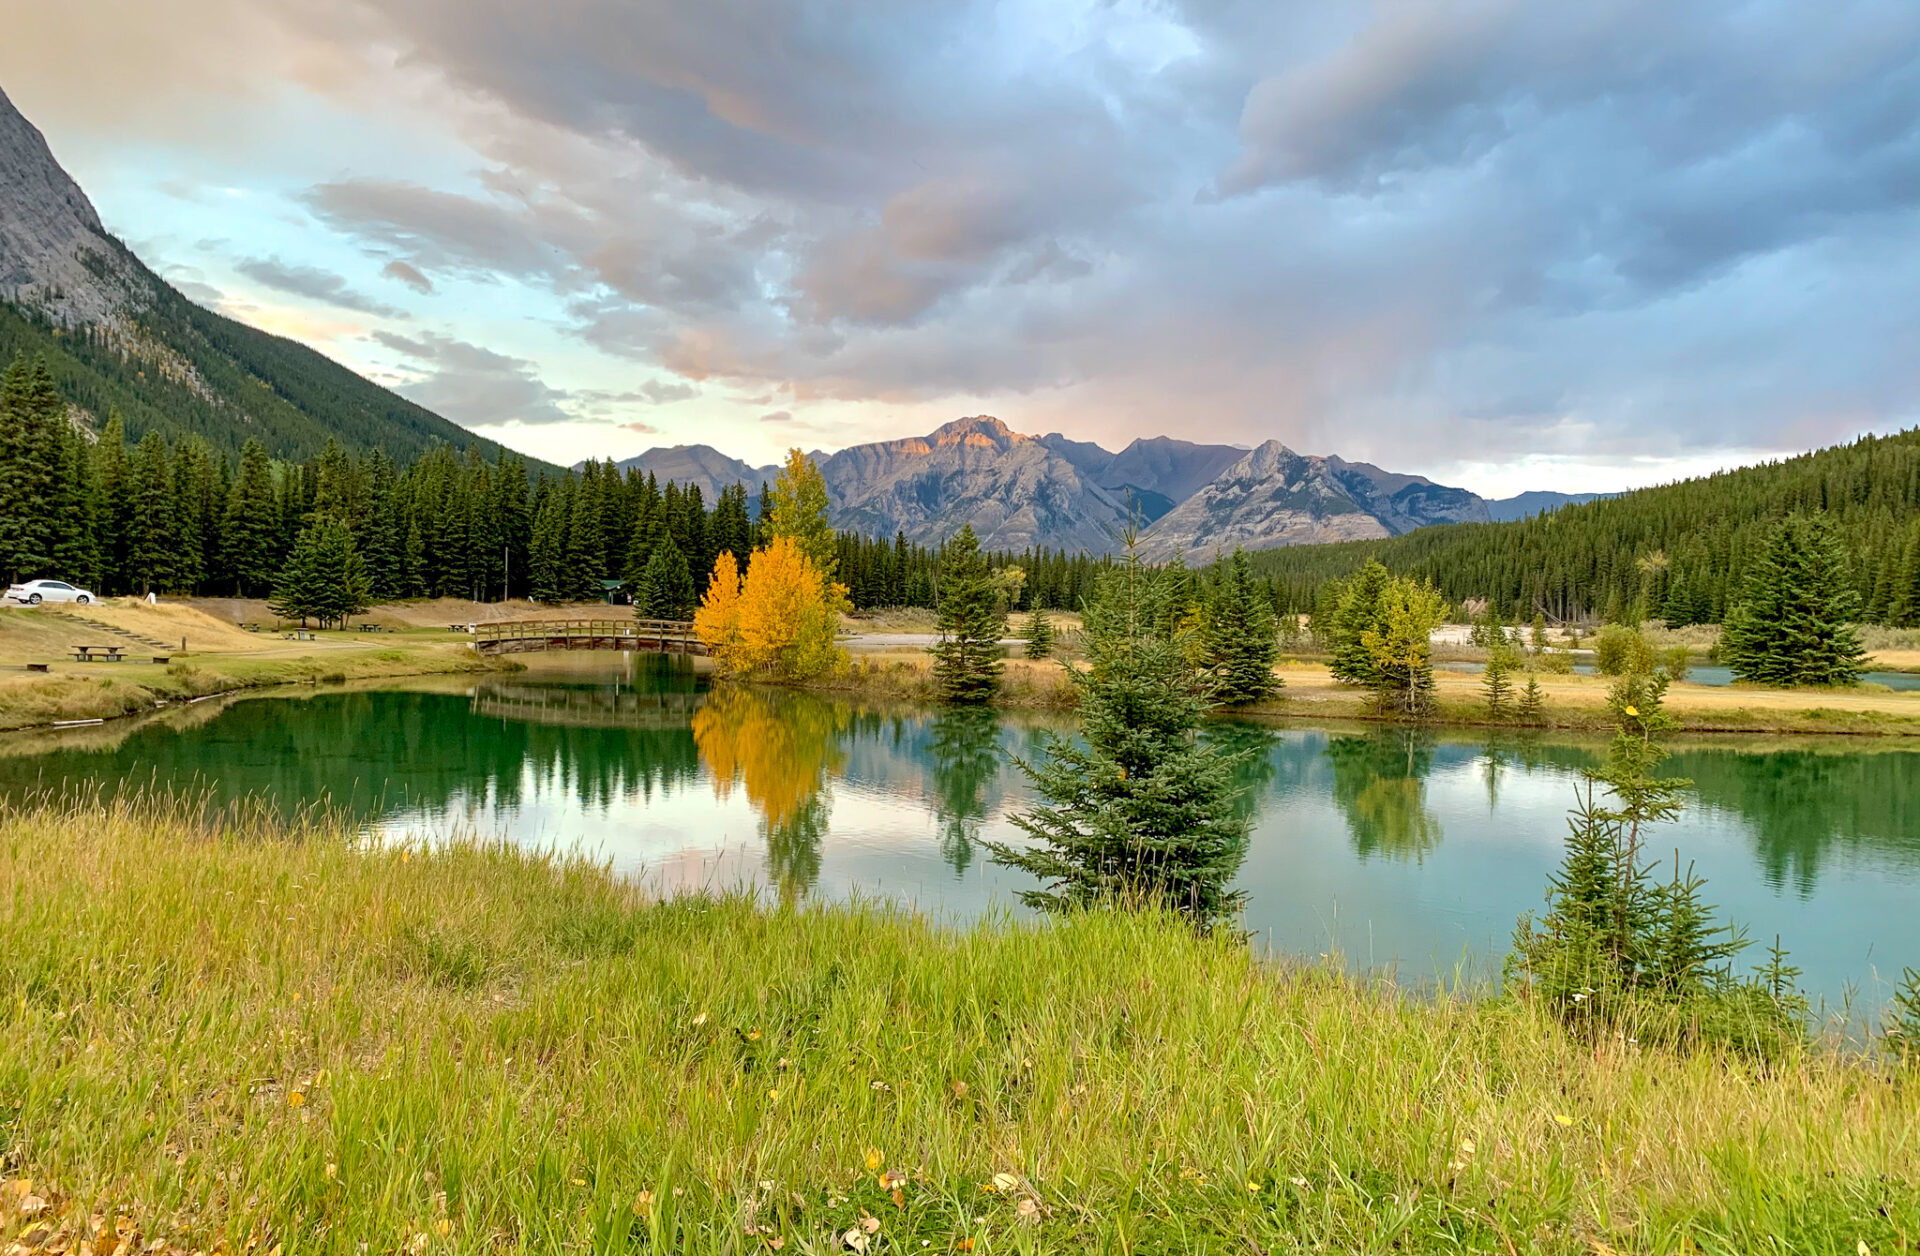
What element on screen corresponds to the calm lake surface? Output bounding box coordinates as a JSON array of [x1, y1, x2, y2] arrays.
[[7, 656, 1919, 1009]]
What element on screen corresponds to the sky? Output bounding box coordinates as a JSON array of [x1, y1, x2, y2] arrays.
[[2, 0, 1917, 498]]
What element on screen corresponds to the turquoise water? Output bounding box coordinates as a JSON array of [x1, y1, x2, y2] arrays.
[[5, 658, 1918, 1009]]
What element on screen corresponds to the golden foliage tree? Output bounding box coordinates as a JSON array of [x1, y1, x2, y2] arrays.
[[694, 537, 846, 681]]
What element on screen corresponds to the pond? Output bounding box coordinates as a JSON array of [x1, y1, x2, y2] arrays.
[[6, 656, 1919, 1011], [1437, 659, 1920, 690]]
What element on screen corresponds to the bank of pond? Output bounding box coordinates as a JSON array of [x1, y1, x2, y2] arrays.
[[4, 655, 1916, 1017]]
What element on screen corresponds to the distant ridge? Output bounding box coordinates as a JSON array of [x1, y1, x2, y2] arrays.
[[610, 418, 1529, 554]]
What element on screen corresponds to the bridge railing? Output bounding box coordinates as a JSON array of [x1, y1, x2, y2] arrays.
[[472, 619, 700, 644]]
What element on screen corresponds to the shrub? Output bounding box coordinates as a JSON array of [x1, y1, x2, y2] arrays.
[[1595, 625, 1654, 676]]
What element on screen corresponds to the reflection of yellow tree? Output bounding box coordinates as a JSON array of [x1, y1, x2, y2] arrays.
[[691, 687, 849, 894], [1327, 732, 1442, 863]]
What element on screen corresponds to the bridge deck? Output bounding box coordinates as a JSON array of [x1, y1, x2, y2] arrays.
[[471, 618, 708, 656]]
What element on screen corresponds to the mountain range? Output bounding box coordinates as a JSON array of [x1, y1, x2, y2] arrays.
[[609, 417, 1596, 556], [0, 85, 522, 465]]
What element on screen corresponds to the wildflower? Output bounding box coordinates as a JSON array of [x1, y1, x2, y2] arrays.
[[1553, 1113, 1573, 1127], [287, 1090, 305, 1108], [865, 1148, 884, 1171]]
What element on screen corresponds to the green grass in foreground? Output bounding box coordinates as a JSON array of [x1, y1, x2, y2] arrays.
[[1, 802, 1917, 1254]]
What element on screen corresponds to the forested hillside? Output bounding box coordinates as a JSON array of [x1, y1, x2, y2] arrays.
[[0, 288, 525, 466], [1246, 428, 1920, 626]]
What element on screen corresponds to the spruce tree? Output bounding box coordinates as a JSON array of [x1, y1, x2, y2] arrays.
[[987, 534, 1250, 930], [1891, 520, 1920, 628], [636, 531, 696, 619], [92, 412, 131, 593], [929, 524, 1005, 703], [1203, 547, 1279, 705], [126, 431, 176, 594], [1021, 608, 1056, 659], [1328, 559, 1392, 684], [270, 516, 370, 627], [1482, 645, 1517, 717], [220, 439, 282, 596], [1721, 514, 1869, 686]]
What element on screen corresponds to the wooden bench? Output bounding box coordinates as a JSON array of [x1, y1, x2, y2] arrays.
[[70, 645, 125, 663], [25, 662, 49, 673], [151, 656, 170, 665]]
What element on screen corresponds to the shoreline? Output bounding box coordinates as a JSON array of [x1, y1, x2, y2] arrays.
[[818, 647, 1920, 736]]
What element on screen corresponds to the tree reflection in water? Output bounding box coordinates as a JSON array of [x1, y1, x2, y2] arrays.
[[927, 705, 1004, 875], [690, 687, 849, 897], [1326, 729, 1442, 862]]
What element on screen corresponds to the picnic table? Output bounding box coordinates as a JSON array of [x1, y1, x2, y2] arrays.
[[283, 629, 315, 642], [240, 622, 261, 632], [70, 644, 125, 663], [357, 623, 383, 633]]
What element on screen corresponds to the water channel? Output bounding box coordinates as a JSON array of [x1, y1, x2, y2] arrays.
[[6, 656, 1918, 1010]]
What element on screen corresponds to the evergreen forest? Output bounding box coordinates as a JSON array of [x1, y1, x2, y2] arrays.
[[0, 353, 1111, 610], [1245, 427, 1920, 626]]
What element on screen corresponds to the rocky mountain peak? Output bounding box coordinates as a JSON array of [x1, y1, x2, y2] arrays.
[[0, 86, 149, 326], [928, 415, 1028, 451]]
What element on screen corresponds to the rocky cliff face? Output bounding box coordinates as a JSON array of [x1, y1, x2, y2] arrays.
[[1136, 441, 1488, 560], [818, 416, 1129, 551], [0, 86, 153, 327]]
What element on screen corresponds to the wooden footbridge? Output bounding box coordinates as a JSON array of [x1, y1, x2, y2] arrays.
[[470, 618, 708, 657]]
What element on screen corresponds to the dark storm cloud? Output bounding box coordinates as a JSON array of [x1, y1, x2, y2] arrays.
[[234, 255, 405, 317], [292, 0, 1920, 464], [372, 329, 570, 424]]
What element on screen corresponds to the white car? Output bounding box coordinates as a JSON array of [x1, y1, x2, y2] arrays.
[[5, 579, 96, 605]]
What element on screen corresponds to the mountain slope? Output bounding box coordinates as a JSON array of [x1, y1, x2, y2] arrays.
[[1138, 442, 1489, 560], [1038, 433, 1244, 522], [602, 445, 781, 500], [0, 85, 525, 465]]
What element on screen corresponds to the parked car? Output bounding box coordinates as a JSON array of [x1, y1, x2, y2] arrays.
[[5, 579, 96, 605]]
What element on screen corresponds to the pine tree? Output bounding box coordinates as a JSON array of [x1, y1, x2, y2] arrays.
[[930, 525, 1006, 703], [1203, 547, 1279, 705], [528, 490, 567, 604], [0, 357, 67, 581], [1891, 519, 1920, 628], [1482, 645, 1517, 717], [1721, 514, 1869, 686], [636, 531, 696, 619], [1516, 675, 1545, 723], [126, 431, 176, 594], [1328, 559, 1392, 685], [1021, 608, 1056, 659], [220, 439, 280, 596], [987, 533, 1250, 931], [270, 516, 370, 628]]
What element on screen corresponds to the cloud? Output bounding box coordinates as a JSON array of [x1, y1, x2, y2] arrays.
[[759, 410, 794, 424], [622, 421, 661, 435], [382, 259, 434, 294], [372, 329, 570, 425], [13, 0, 1920, 473], [234, 256, 406, 317]]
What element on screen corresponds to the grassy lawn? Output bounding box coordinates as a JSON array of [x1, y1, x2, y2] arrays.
[[1, 801, 1915, 1254], [0, 601, 508, 730]]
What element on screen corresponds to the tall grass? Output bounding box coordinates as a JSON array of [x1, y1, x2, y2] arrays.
[[1, 798, 1915, 1253]]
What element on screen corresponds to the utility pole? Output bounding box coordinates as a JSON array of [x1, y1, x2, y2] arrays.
[[503, 543, 510, 603]]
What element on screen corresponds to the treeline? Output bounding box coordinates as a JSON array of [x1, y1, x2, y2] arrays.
[[0, 352, 1113, 610], [1245, 427, 1920, 626]]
